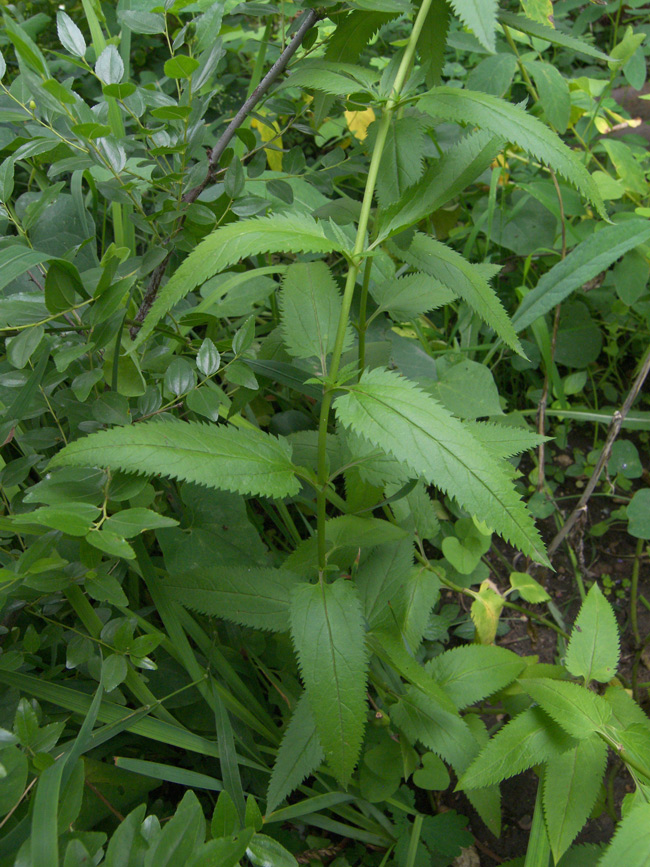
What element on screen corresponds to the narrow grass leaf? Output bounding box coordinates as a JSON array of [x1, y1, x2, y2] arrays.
[[31, 758, 65, 867], [114, 758, 223, 791]]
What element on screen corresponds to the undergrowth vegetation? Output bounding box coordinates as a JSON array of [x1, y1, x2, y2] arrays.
[[1, 0, 650, 865]]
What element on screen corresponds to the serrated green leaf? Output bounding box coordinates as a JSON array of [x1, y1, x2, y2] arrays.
[[449, 0, 497, 51], [391, 686, 476, 771], [387, 480, 440, 540], [518, 678, 612, 739], [617, 725, 650, 782], [370, 631, 458, 715], [426, 645, 526, 709], [290, 579, 368, 786], [428, 358, 503, 420], [166, 567, 301, 632], [280, 262, 351, 364], [565, 584, 620, 684], [392, 564, 441, 651], [418, 87, 605, 217], [376, 116, 427, 209], [418, 0, 450, 87], [50, 420, 300, 499], [266, 693, 324, 814], [356, 539, 414, 627], [459, 707, 577, 790], [604, 684, 650, 734], [464, 421, 548, 459], [371, 272, 456, 320], [376, 130, 502, 242], [135, 215, 345, 345], [543, 737, 608, 862], [524, 59, 571, 133], [285, 515, 408, 576], [403, 234, 523, 355], [513, 221, 650, 333], [498, 11, 611, 60], [521, 0, 553, 25], [597, 804, 650, 867], [334, 369, 549, 565], [312, 10, 395, 124], [280, 60, 378, 96]]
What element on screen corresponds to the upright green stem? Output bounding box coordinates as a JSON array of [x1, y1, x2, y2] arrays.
[[630, 537, 643, 649], [524, 778, 551, 867], [357, 257, 373, 376], [315, 0, 437, 574]]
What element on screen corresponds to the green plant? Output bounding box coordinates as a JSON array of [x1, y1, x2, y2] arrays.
[[1, 1, 650, 865]]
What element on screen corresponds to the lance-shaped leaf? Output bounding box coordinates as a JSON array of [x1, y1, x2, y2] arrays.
[[403, 234, 523, 355], [135, 215, 345, 345], [290, 579, 368, 787], [498, 11, 611, 61], [165, 567, 302, 632], [513, 220, 650, 333], [426, 645, 526, 709], [391, 686, 476, 771], [543, 737, 608, 862], [376, 130, 502, 242], [266, 694, 324, 815], [280, 262, 352, 365], [459, 707, 577, 790], [565, 583, 620, 685], [598, 804, 650, 867], [370, 272, 456, 320], [50, 420, 300, 499], [375, 116, 427, 208], [448, 0, 498, 51], [418, 87, 605, 217], [279, 59, 379, 96], [356, 539, 415, 627], [464, 421, 548, 459], [518, 678, 612, 739], [334, 369, 549, 565]]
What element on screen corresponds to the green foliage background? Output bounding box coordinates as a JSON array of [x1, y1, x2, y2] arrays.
[[1, 0, 650, 865]]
